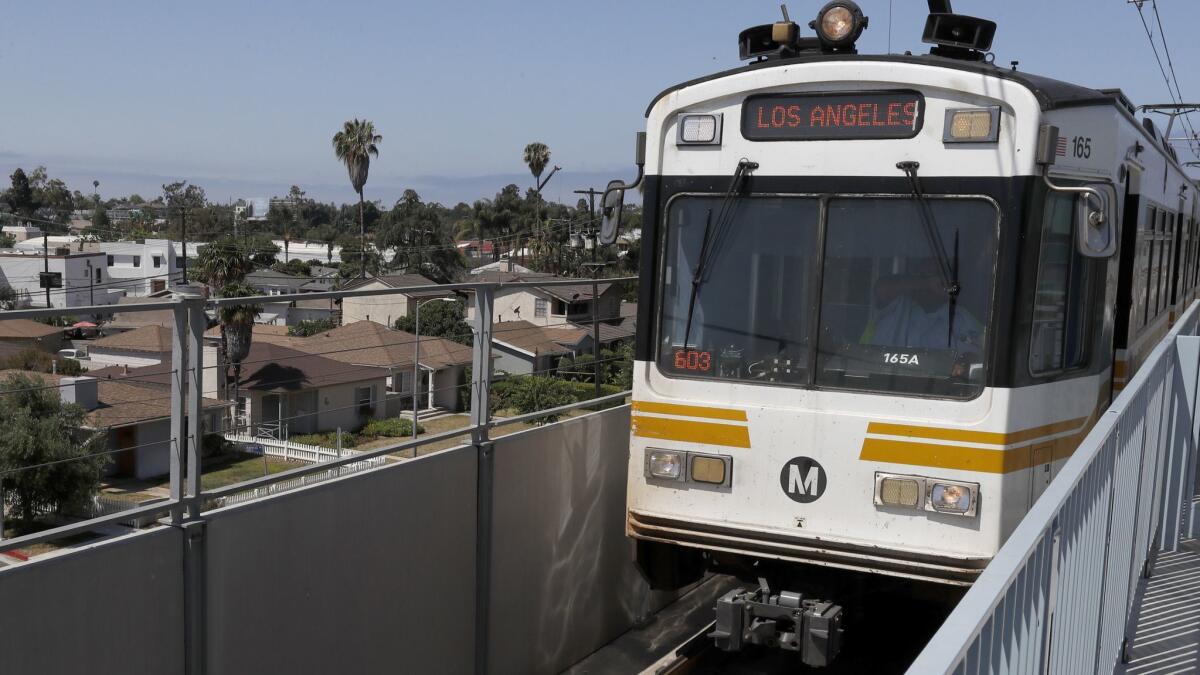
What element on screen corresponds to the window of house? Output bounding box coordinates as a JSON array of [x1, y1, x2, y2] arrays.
[[94, 267, 101, 282], [132, 256, 141, 268], [552, 300, 567, 316], [535, 298, 547, 318], [153, 255, 161, 268], [106, 255, 114, 267], [1030, 191, 1091, 374], [356, 386, 374, 413]]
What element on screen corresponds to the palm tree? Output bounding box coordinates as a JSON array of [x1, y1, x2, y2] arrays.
[[193, 237, 255, 290], [332, 119, 382, 279], [523, 142, 550, 267], [218, 282, 262, 432]]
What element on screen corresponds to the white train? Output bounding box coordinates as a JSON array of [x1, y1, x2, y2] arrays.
[[597, 1, 1200, 666]]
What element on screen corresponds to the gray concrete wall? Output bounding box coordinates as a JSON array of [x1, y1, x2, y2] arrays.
[[0, 528, 185, 675], [202, 445, 478, 675], [0, 406, 652, 675], [487, 405, 675, 675]]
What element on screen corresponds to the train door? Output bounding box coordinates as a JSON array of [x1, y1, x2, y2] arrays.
[[1112, 166, 1143, 393]]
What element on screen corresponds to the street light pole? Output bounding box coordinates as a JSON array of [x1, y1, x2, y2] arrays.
[[412, 298, 421, 444]]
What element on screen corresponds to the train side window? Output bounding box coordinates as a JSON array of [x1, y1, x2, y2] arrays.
[[1145, 206, 1157, 326], [1030, 191, 1090, 374], [1157, 210, 1170, 314]]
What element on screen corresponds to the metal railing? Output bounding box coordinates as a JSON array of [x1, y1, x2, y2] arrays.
[[0, 275, 634, 556], [908, 302, 1200, 674]]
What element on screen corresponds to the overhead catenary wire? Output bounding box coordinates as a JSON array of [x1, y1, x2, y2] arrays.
[[1131, 0, 1200, 158]]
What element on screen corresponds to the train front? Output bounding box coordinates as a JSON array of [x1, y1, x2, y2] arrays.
[[621, 3, 1065, 666]]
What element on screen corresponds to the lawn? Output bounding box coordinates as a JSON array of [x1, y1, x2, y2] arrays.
[[352, 413, 543, 457], [196, 451, 308, 491], [146, 451, 308, 492]]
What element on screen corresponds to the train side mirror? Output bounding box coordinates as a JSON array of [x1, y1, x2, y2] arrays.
[[1075, 185, 1117, 258], [599, 179, 626, 246], [600, 132, 647, 246]]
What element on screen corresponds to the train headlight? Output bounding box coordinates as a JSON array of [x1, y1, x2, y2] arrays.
[[874, 473, 924, 509], [812, 1, 867, 50], [927, 481, 980, 517], [646, 449, 685, 481], [690, 454, 732, 486], [677, 114, 723, 146], [943, 107, 1001, 143]]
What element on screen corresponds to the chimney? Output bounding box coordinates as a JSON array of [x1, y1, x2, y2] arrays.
[[60, 376, 99, 411], [122, 364, 129, 375]]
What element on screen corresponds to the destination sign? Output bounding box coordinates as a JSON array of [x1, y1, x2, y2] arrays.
[[742, 91, 924, 141]]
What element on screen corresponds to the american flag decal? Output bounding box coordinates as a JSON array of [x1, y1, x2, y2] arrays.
[[1055, 137, 1068, 157]]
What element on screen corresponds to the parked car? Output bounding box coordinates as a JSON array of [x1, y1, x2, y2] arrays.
[[57, 348, 86, 360]]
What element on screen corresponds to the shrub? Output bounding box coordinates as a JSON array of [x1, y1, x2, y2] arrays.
[[289, 317, 338, 337], [290, 431, 357, 449], [202, 433, 234, 458], [492, 376, 577, 423], [361, 417, 424, 438]]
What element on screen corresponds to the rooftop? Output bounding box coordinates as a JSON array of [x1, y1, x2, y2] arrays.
[[299, 320, 474, 370], [90, 325, 173, 353], [236, 342, 391, 392], [0, 369, 222, 429], [0, 319, 63, 340], [339, 273, 455, 298], [492, 320, 589, 356]]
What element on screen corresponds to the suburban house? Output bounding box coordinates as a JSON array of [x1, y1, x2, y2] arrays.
[[0, 319, 64, 353], [104, 293, 180, 333], [87, 325, 173, 368], [0, 247, 117, 309], [245, 268, 310, 296], [78, 239, 179, 297], [244, 321, 474, 414], [253, 296, 337, 327], [0, 370, 222, 480], [463, 272, 624, 328], [232, 342, 391, 439], [490, 320, 593, 376], [338, 273, 455, 327]]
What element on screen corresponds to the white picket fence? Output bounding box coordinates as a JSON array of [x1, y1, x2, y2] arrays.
[[223, 432, 376, 464], [216, 432, 387, 509]]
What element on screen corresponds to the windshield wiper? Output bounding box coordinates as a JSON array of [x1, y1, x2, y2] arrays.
[[896, 161, 960, 348], [681, 159, 758, 352]]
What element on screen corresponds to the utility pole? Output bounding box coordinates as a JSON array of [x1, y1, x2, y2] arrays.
[[179, 207, 188, 285], [574, 187, 603, 222], [582, 261, 609, 401], [43, 231, 51, 308]]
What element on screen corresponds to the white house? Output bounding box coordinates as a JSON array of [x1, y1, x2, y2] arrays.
[[463, 272, 623, 328], [89, 239, 179, 297], [338, 273, 455, 327], [0, 247, 119, 309]]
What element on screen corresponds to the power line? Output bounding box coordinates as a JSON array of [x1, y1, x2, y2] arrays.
[[1131, 0, 1200, 157]]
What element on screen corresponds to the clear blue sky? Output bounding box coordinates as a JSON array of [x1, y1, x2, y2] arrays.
[[3, 0, 1199, 206]]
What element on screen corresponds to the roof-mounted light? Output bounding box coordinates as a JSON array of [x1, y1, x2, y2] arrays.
[[811, 1, 867, 52]]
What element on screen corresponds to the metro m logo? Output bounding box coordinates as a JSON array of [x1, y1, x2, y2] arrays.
[[780, 457, 827, 504]]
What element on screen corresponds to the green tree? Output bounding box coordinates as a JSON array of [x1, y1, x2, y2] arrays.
[[337, 236, 385, 279], [497, 376, 575, 423], [194, 237, 255, 289], [218, 283, 263, 417], [393, 299, 472, 345], [332, 119, 382, 278], [91, 203, 111, 232], [272, 258, 311, 277], [0, 283, 17, 309], [6, 168, 36, 217], [0, 373, 108, 527], [288, 317, 338, 337], [0, 232, 15, 249], [378, 190, 466, 283]]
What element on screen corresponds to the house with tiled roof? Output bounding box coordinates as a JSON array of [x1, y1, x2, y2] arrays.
[[461, 273, 623, 331], [490, 320, 594, 376], [232, 342, 391, 437], [287, 320, 475, 413], [337, 273, 455, 327], [0, 318, 64, 353], [87, 324, 173, 368], [0, 370, 223, 480]]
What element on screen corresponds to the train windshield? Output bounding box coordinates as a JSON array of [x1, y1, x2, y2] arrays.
[[658, 195, 998, 398]]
